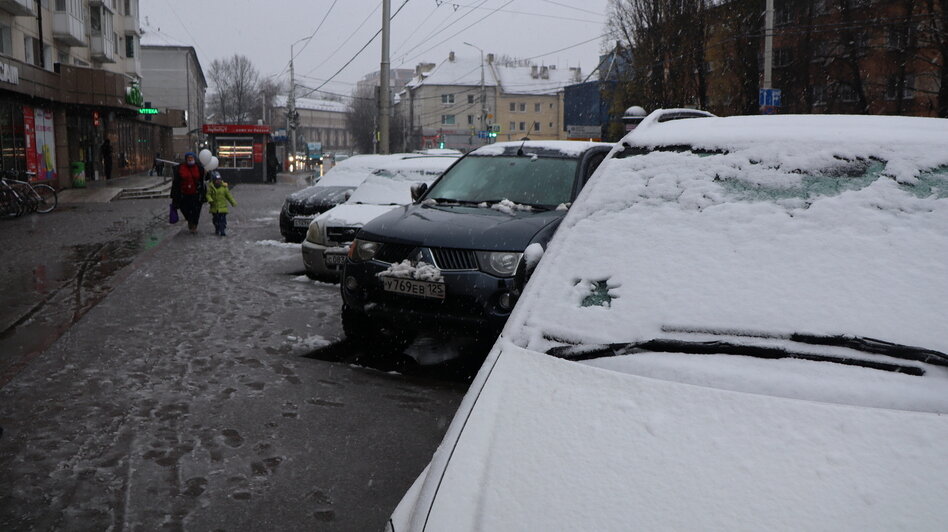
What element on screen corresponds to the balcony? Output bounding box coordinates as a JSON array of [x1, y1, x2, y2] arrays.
[[0, 0, 34, 16], [90, 33, 116, 63], [53, 12, 86, 47], [89, 0, 115, 13]]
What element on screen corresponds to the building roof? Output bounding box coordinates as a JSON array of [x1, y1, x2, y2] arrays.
[[272, 95, 348, 113], [404, 52, 581, 96]]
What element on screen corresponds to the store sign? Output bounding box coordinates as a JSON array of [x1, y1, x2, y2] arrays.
[[0, 61, 19, 85], [203, 124, 271, 135], [138, 108, 159, 114], [125, 83, 144, 107]]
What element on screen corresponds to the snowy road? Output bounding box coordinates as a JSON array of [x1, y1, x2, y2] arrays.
[[0, 185, 467, 531]]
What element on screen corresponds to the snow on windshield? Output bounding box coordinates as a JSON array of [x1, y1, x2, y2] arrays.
[[506, 118, 948, 360]]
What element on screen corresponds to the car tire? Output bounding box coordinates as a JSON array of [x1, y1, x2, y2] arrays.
[[342, 305, 415, 355]]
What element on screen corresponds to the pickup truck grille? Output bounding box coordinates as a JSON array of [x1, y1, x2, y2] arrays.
[[431, 248, 478, 270]]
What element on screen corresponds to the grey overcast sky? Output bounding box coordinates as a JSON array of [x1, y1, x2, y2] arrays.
[[141, 0, 612, 98]]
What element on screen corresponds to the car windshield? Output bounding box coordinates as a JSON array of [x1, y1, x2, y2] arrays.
[[424, 155, 578, 207]]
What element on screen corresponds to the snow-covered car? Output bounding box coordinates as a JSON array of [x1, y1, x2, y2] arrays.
[[279, 153, 440, 242], [386, 114, 948, 531], [341, 140, 612, 347], [301, 156, 458, 280]]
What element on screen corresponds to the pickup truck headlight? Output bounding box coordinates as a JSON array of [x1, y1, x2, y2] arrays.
[[476, 251, 523, 277], [305, 221, 323, 244], [349, 238, 381, 262]]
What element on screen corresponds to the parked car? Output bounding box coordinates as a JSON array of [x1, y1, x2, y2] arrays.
[[340, 140, 613, 347], [385, 113, 948, 531], [279, 154, 442, 242], [302, 156, 458, 280]]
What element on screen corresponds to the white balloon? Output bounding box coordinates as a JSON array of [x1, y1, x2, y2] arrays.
[[205, 156, 219, 172], [198, 149, 212, 166]]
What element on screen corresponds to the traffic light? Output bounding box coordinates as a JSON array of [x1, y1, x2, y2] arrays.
[[488, 131, 497, 138], [439, 141, 445, 149]]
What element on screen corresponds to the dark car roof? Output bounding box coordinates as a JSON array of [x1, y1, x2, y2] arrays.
[[468, 141, 612, 159]]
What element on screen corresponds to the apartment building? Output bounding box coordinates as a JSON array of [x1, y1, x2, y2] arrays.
[[270, 95, 352, 155], [395, 51, 581, 151], [140, 26, 206, 158], [0, 0, 172, 186]]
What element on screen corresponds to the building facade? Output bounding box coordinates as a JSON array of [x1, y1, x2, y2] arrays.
[[395, 51, 580, 152], [139, 27, 206, 158], [0, 0, 173, 186], [270, 95, 352, 158]]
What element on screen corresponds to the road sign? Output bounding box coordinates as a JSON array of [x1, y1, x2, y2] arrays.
[[567, 125, 601, 139], [758, 88, 782, 107]]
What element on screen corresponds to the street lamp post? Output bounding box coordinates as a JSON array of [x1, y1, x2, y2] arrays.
[[288, 36, 309, 170], [463, 42, 487, 145]]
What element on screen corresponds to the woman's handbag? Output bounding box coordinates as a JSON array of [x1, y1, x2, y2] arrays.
[[169, 202, 179, 224]]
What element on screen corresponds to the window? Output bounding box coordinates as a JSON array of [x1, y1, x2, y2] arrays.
[[509, 102, 515, 112], [441, 114, 455, 125], [887, 26, 909, 50], [519, 121, 526, 131], [441, 93, 455, 105], [467, 94, 475, 104], [90, 7, 101, 31], [0, 24, 11, 56], [811, 85, 826, 105], [885, 74, 915, 100], [125, 34, 135, 57], [217, 138, 254, 169], [774, 48, 793, 68], [534, 103, 541, 112], [509, 121, 515, 131], [533, 122, 540, 132], [58, 50, 69, 65], [56, 0, 66, 9], [838, 83, 857, 102], [43, 45, 53, 71], [467, 115, 474, 125], [24, 36, 39, 66], [114, 32, 119, 54], [518, 103, 526, 112]]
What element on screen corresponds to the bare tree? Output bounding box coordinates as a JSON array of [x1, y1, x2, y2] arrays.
[[345, 85, 406, 154], [207, 54, 261, 124], [252, 77, 285, 124]]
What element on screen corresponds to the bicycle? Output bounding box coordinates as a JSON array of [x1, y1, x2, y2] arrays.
[[0, 170, 57, 218]]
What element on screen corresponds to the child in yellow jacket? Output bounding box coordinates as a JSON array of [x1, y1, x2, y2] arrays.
[[206, 171, 237, 236]]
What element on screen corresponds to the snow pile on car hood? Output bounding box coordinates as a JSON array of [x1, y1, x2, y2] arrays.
[[408, 341, 948, 531], [507, 115, 948, 357], [376, 260, 443, 282]]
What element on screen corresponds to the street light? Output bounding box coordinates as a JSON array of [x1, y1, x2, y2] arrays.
[[463, 42, 488, 144], [288, 36, 310, 171]]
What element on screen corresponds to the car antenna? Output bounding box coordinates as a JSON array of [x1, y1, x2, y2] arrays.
[[517, 136, 531, 156]]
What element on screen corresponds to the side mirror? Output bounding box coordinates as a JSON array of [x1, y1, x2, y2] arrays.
[[410, 182, 428, 202]]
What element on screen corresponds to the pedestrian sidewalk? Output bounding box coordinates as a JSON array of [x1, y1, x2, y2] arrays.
[[58, 172, 171, 204]]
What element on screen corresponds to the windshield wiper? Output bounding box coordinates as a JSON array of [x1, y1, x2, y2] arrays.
[[547, 338, 932, 376], [429, 197, 480, 206]]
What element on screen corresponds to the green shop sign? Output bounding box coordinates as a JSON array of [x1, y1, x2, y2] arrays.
[[139, 108, 159, 115], [125, 83, 143, 107]]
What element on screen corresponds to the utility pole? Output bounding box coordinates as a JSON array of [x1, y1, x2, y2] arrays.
[[464, 42, 487, 145], [288, 51, 297, 170], [763, 0, 774, 90], [379, 0, 391, 154]]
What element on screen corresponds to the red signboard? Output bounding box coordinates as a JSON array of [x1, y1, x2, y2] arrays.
[[203, 124, 271, 135], [253, 143, 263, 163], [22, 105, 36, 176]]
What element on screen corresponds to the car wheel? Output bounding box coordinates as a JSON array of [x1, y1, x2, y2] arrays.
[[342, 305, 415, 356]]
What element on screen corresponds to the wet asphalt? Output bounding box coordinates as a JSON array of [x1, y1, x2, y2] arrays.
[[0, 184, 475, 531]]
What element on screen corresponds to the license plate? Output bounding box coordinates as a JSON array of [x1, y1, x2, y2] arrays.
[[293, 216, 313, 228], [325, 253, 346, 266], [382, 277, 446, 299]]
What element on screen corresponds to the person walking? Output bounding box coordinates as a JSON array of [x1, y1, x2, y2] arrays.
[[206, 171, 237, 236], [101, 138, 113, 180], [170, 152, 206, 234]]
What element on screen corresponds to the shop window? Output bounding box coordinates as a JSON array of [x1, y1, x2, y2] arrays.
[[217, 138, 254, 169]]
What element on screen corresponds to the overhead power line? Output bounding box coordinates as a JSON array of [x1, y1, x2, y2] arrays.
[[298, 0, 412, 100], [397, 0, 516, 68]]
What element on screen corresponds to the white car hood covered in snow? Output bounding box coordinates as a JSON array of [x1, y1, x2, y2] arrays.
[[393, 115, 948, 531], [407, 342, 948, 532]]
